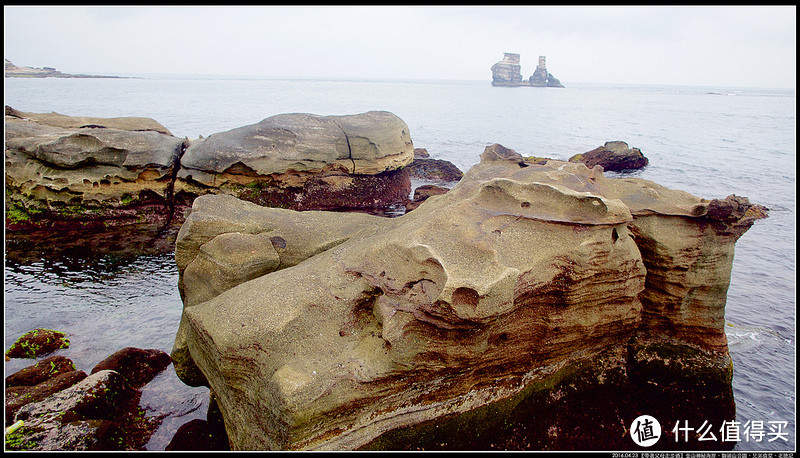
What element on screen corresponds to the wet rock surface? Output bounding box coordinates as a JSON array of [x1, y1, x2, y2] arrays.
[[91, 347, 172, 389], [5, 329, 71, 359], [4, 334, 176, 451], [172, 143, 766, 450], [404, 184, 451, 213]]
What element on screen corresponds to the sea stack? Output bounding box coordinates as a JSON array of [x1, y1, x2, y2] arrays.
[[491, 53, 564, 88], [490, 53, 525, 86], [528, 56, 564, 88]]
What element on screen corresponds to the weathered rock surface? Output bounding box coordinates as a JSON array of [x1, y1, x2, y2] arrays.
[[5, 108, 415, 249], [491, 53, 525, 86], [170, 194, 392, 386], [9, 370, 143, 451], [172, 143, 766, 450], [4, 109, 186, 236], [5, 105, 172, 134], [569, 141, 648, 172], [528, 56, 565, 88], [5, 355, 77, 387], [175, 110, 413, 213], [6, 370, 88, 424]]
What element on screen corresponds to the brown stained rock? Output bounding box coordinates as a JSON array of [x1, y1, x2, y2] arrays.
[[5, 329, 71, 359], [568, 141, 648, 172], [9, 370, 159, 451], [91, 347, 172, 388], [6, 355, 77, 387], [228, 166, 412, 213], [6, 370, 88, 424], [165, 419, 230, 451], [405, 158, 464, 182], [404, 184, 450, 213], [413, 148, 430, 159]]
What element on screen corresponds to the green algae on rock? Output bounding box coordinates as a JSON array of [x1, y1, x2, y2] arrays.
[[6, 329, 71, 359]]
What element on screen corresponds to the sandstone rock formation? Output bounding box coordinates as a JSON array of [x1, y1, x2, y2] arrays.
[[491, 53, 564, 88], [569, 141, 649, 172], [5, 108, 416, 255], [491, 53, 524, 86], [528, 56, 565, 88], [171, 143, 766, 450], [4, 108, 187, 237], [175, 110, 414, 213]]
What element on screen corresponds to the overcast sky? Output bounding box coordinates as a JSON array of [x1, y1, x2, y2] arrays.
[[4, 5, 796, 89]]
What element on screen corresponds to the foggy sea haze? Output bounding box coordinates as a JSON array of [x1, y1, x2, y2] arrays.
[[3, 74, 796, 451]]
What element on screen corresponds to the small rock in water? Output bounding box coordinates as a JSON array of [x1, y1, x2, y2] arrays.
[[5, 329, 70, 359]]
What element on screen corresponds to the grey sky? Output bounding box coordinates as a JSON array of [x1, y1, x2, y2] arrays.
[[4, 5, 796, 88]]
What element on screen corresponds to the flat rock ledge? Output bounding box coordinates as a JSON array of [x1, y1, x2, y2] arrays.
[[4, 107, 415, 255], [172, 143, 767, 451]]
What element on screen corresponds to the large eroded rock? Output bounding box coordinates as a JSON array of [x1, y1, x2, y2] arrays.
[[175, 111, 414, 213], [4, 110, 186, 235], [5, 109, 415, 245], [171, 143, 767, 450]]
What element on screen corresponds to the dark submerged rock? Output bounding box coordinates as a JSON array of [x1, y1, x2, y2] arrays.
[[91, 347, 172, 388], [165, 419, 230, 451]]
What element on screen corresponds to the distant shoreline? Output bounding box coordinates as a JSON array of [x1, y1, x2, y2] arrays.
[[4, 59, 126, 79]]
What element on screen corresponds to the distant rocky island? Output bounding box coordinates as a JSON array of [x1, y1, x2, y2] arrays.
[[491, 53, 564, 88], [4, 59, 122, 79]]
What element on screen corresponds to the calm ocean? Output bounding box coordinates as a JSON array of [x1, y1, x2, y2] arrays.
[[3, 75, 796, 451]]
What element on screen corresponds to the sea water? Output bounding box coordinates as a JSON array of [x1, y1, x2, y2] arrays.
[[3, 75, 795, 451]]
